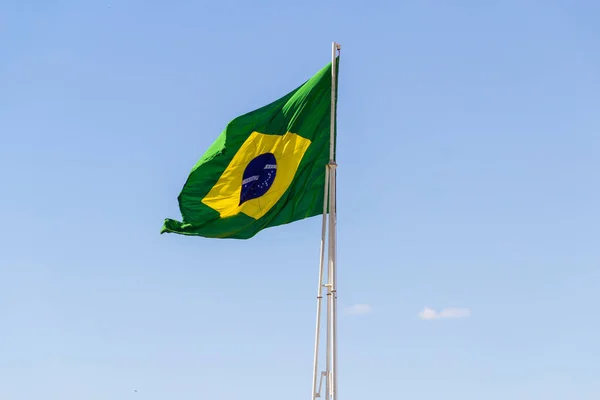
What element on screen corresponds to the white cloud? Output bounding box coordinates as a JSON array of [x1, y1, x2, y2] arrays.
[[419, 307, 471, 320], [345, 304, 372, 316], [419, 307, 438, 320]]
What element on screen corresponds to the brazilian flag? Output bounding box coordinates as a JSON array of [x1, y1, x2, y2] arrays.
[[161, 59, 339, 239]]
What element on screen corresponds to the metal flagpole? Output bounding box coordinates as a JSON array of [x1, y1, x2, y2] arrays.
[[312, 41, 340, 400], [328, 41, 340, 400], [311, 166, 330, 400]]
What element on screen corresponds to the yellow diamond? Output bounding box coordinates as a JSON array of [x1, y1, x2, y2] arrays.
[[201, 132, 312, 220]]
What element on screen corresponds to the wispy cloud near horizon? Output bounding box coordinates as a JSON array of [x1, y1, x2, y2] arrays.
[[419, 307, 471, 320], [345, 304, 372, 316]]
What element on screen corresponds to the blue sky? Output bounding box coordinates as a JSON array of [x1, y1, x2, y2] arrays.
[[1, 0, 599, 399]]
